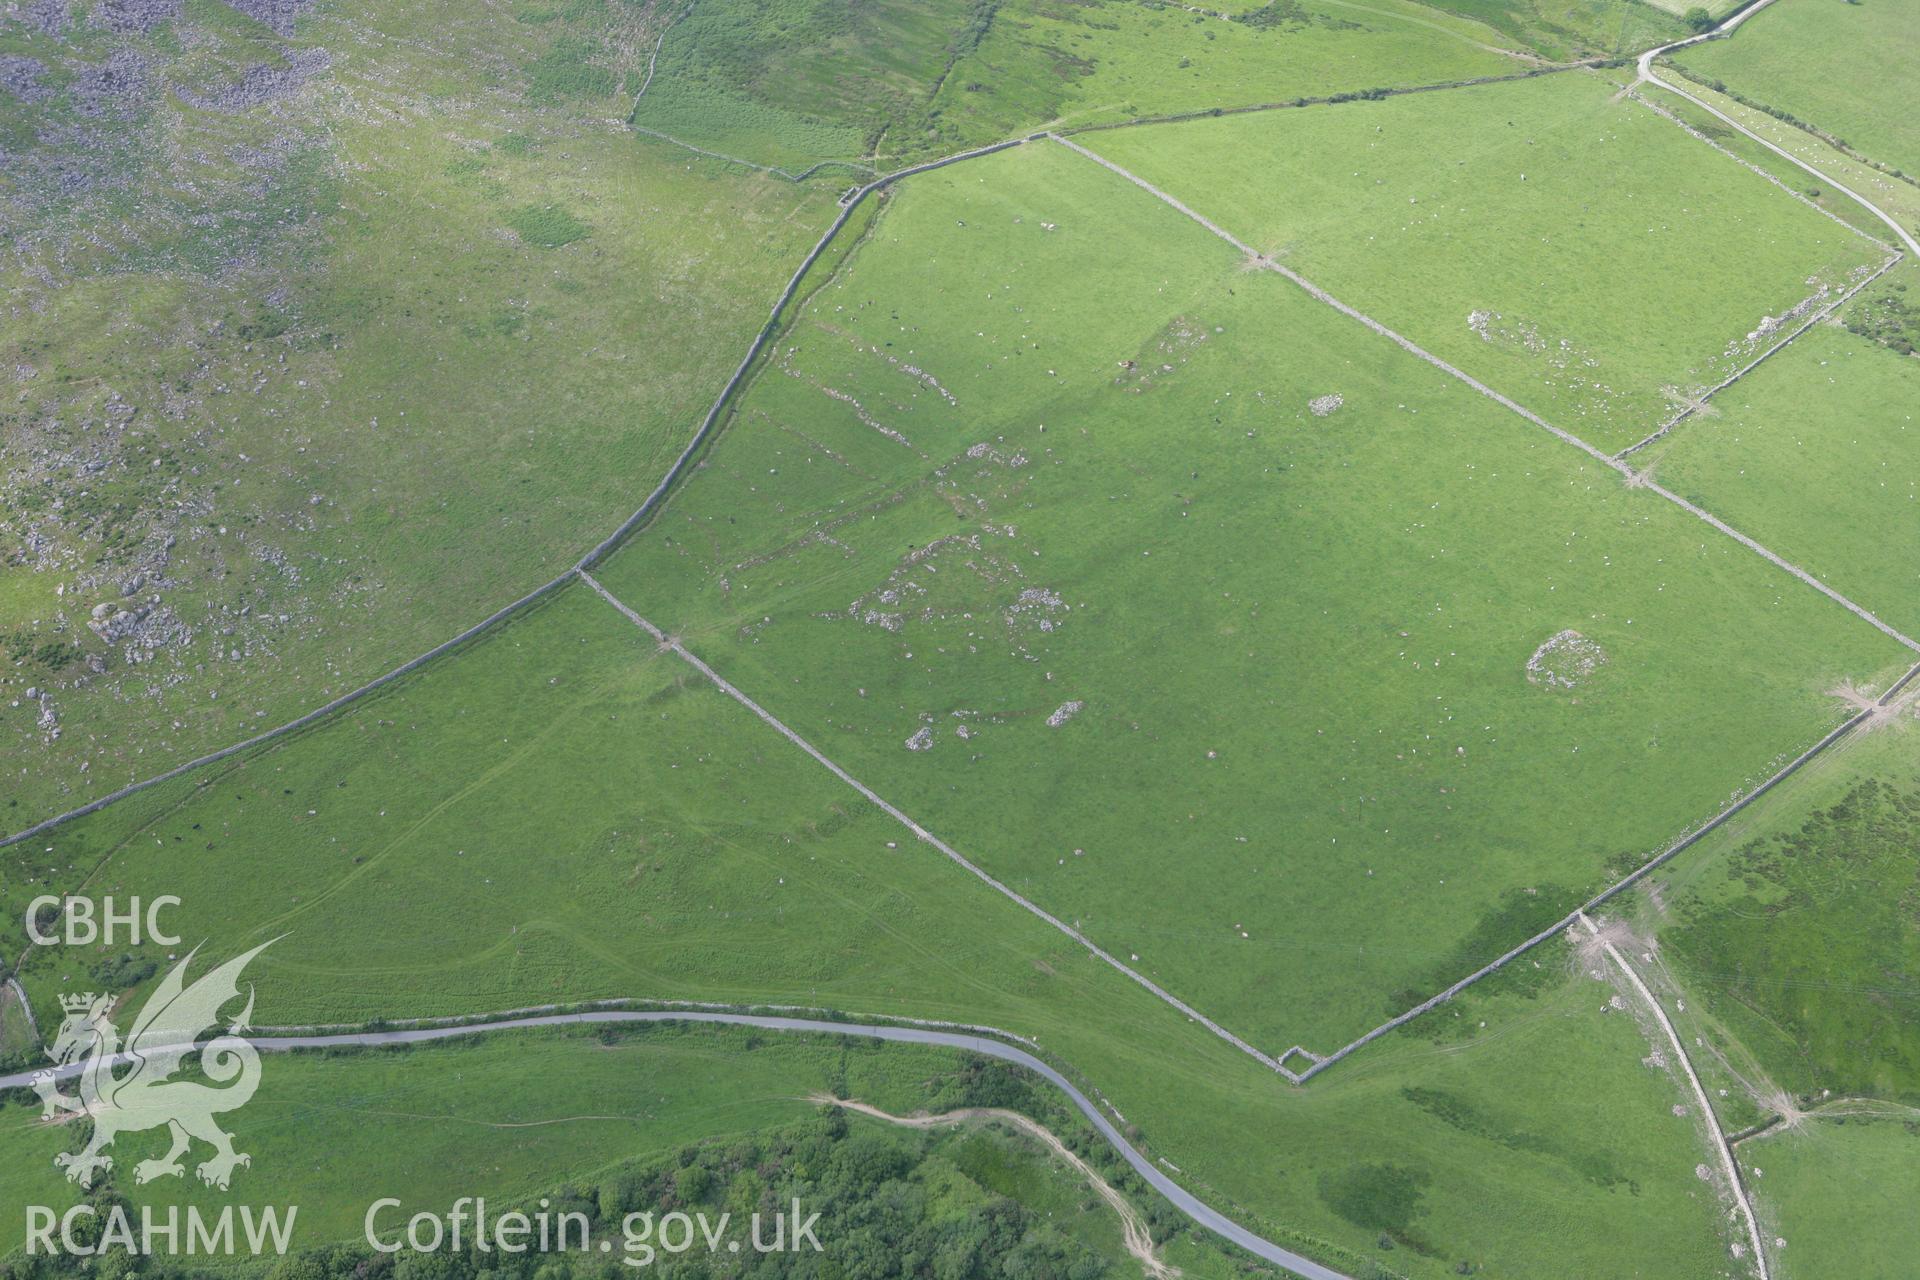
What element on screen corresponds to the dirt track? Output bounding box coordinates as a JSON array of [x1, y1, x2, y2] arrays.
[[1579, 913, 1770, 1280], [815, 1094, 1176, 1279]]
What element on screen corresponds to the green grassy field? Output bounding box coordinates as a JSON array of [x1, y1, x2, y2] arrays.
[[5, 584, 1173, 1037], [1083, 72, 1887, 451], [0, 0, 1556, 830], [0, 0, 839, 823], [1740, 1117, 1920, 1280], [0, 1024, 932, 1252], [1672, 0, 1920, 181], [591, 135, 1906, 1052], [0, 986, 33, 1064], [1634, 302, 1920, 640], [1290, 958, 1741, 1278], [0, 575, 1747, 1277], [1842, 258, 1920, 354]]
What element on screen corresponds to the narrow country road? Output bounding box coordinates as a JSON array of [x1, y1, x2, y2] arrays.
[[1636, 0, 1920, 257], [1, 1010, 1351, 1280]]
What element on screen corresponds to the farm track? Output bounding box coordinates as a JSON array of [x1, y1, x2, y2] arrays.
[[1297, 654, 1920, 1079], [6, 7, 1911, 1106], [1579, 912, 1771, 1279], [0, 1010, 1353, 1280]]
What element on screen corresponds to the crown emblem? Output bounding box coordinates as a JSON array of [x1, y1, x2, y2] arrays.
[[35, 942, 275, 1192]]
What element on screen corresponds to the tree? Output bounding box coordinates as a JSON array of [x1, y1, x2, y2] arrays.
[[672, 1162, 713, 1206], [1683, 6, 1715, 31], [598, 1170, 648, 1221]]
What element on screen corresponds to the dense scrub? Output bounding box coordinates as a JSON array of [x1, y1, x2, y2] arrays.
[[1845, 279, 1920, 357], [1668, 771, 1920, 1102]]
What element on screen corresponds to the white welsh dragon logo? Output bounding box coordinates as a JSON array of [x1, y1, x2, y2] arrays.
[[31, 940, 273, 1190]]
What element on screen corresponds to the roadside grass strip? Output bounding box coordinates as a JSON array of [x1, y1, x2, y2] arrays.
[[1670, 0, 1920, 183], [1632, 75, 1920, 250]]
